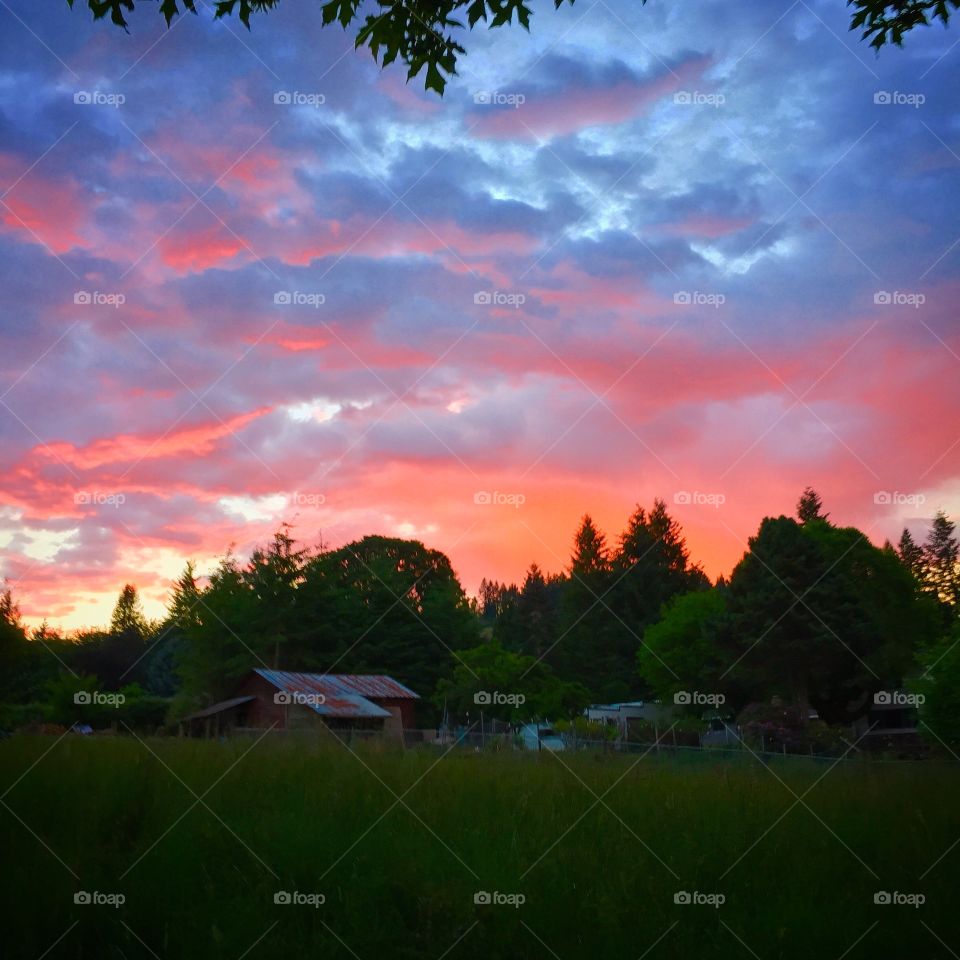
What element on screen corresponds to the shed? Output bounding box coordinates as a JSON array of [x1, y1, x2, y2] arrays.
[[181, 670, 419, 738]]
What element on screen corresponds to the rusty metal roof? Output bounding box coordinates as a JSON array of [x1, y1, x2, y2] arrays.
[[253, 669, 393, 718], [182, 695, 256, 722], [332, 674, 419, 700]]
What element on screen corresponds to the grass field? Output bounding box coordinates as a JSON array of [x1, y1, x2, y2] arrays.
[[1, 733, 958, 959]]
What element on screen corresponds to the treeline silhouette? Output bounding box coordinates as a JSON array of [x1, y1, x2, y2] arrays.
[[0, 490, 958, 740]]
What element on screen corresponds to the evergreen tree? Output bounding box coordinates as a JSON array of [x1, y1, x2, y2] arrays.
[[518, 564, 550, 658], [244, 526, 310, 669], [555, 516, 621, 700], [0, 586, 21, 627], [173, 551, 257, 711], [143, 563, 202, 697], [478, 578, 521, 626], [167, 561, 201, 631], [110, 584, 148, 637], [0, 586, 30, 701], [897, 528, 925, 581], [923, 511, 960, 612], [720, 515, 938, 721], [615, 500, 708, 695], [570, 515, 610, 578], [797, 487, 827, 524]]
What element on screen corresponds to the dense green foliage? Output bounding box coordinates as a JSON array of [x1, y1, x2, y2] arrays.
[[482, 500, 708, 705], [0, 585, 162, 718], [172, 531, 480, 722], [917, 622, 960, 749], [434, 637, 588, 722], [638, 587, 731, 703], [2, 488, 958, 746], [640, 513, 943, 722]]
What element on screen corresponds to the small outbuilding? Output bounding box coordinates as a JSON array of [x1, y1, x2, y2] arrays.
[[180, 668, 419, 739], [585, 701, 673, 739]]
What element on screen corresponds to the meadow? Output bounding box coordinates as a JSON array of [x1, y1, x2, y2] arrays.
[[1, 734, 957, 959]]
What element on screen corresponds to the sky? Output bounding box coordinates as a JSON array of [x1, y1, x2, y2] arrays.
[[0, 0, 959, 631]]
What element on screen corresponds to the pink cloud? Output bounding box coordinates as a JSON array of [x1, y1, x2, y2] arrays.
[[471, 57, 710, 141], [0, 153, 92, 253]]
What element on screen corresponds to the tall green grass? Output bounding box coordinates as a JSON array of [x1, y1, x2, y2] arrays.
[[1, 734, 957, 958]]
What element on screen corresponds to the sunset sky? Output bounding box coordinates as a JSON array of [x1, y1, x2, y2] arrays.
[[1, 0, 959, 630]]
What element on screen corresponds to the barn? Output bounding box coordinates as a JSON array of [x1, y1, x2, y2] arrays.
[[180, 668, 419, 739]]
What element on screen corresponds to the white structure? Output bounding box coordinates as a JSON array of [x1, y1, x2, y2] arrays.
[[584, 701, 674, 738], [518, 722, 566, 751]]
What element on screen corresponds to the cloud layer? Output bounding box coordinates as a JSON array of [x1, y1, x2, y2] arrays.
[[1, 0, 959, 627]]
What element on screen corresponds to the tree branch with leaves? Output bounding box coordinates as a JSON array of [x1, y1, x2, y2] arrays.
[[66, 0, 952, 94]]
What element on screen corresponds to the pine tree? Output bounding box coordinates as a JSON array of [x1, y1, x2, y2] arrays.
[[619, 505, 651, 565], [110, 584, 148, 637], [167, 562, 201, 631], [797, 487, 827, 524], [569, 515, 610, 580], [0, 585, 29, 700], [556, 516, 618, 698], [518, 564, 552, 659], [897, 528, 925, 581], [924, 511, 960, 610], [647, 498, 692, 576], [0, 586, 21, 627]]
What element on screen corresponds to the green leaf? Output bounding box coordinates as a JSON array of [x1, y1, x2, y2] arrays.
[[425, 60, 446, 95], [467, 0, 487, 27]]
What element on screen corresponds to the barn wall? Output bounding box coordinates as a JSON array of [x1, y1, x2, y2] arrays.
[[373, 697, 416, 733], [229, 673, 418, 734], [233, 672, 288, 730]]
